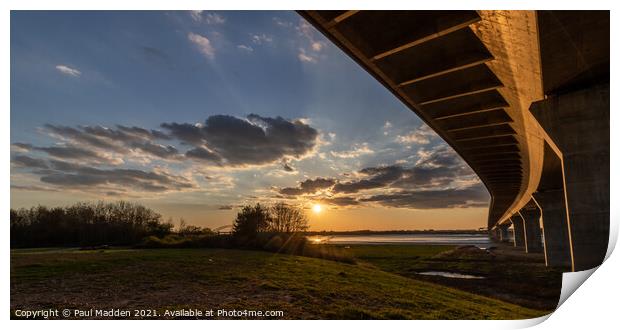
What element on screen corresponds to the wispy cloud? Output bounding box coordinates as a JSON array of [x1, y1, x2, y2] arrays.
[[251, 33, 273, 45], [189, 10, 203, 22], [330, 143, 374, 159], [273, 17, 293, 28], [55, 65, 81, 77], [395, 124, 436, 145], [190, 11, 225, 25], [237, 44, 254, 52], [188, 32, 215, 59], [204, 12, 226, 25], [295, 19, 327, 64], [297, 48, 316, 63]]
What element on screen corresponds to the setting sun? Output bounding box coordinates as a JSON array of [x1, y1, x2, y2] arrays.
[[312, 204, 323, 214]]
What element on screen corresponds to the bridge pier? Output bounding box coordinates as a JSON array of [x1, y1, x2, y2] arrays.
[[511, 216, 525, 249], [532, 190, 572, 269], [498, 223, 510, 243], [530, 84, 609, 270], [520, 210, 543, 253]]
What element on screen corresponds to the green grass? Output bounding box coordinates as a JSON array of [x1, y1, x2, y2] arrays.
[[11, 247, 550, 319]]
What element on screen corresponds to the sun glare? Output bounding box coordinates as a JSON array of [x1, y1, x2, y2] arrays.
[[312, 204, 323, 214]]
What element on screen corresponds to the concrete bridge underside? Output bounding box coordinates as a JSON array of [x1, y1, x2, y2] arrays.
[[301, 10, 609, 272]]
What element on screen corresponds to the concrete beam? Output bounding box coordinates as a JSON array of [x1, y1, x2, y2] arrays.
[[533, 190, 573, 269]]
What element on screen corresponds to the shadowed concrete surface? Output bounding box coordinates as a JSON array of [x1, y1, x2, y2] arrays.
[[300, 10, 609, 272]]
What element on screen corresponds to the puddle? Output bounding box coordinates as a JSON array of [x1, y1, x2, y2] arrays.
[[416, 271, 485, 279]]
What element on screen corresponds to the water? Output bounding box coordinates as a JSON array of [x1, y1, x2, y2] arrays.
[[416, 271, 485, 279], [307, 234, 491, 246]]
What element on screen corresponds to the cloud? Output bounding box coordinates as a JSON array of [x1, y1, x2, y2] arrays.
[[295, 19, 327, 63], [274, 144, 485, 209], [189, 10, 203, 22], [42, 124, 177, 160], [282, 161, 295, 172], [38, 159, 195, 193], [162, 114, 319, 167], [297, 48, 317, 63], [273, 17, 293, 28], [361, 186, 489, 209], [333, 165, 404, 193], [218, 205, 234, 210], [251, 33, 273, 45], [311, 42, 323, 51], [11, 155, 49, 169], [55, 65, 81, 77], [321, 196, 360, 207], [415, 145, 461, 168], [330, 143, 374, 159], [237, 44, 254, 52], [279, 177, 336, 196], [190, 11, 225, 25], [11, 184, 59, 192], [204, 12, 226, 25], [188, 32, 215, 59], [396, 124, 436, 145], [30, 145, 122, 165], [44, 124, 124, 152]]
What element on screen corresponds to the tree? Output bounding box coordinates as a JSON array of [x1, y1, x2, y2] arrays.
[[232, 203, 271, 240], [269, 203, 308, 233], [10, 201, 173, 248]]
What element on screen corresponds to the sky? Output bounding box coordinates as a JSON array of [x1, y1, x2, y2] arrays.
[[10, 11, 490, 231]]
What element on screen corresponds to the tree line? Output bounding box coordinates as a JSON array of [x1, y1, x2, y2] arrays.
[[10, 201, 309, 249], [10, 201, 173, 247]]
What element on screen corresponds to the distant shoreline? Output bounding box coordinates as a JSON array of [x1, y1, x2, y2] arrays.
[[305, 229, 488, 236]]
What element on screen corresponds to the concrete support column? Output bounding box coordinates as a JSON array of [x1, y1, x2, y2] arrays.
[[489, 228, 498, 241], [499, 224, 510, 243], [533, 190, 573, 268], [531, 84, 609, 270], [520, 210, 544, 253], [511, 216, 525, 248]]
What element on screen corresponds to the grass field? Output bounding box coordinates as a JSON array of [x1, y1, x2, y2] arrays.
[[11, 246, 554, 320]]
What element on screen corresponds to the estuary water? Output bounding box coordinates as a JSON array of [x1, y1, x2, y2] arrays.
[[307, 233, 491, 246]]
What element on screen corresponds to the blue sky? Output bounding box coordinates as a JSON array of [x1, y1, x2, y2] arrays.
[[10, 11, 489, 230]]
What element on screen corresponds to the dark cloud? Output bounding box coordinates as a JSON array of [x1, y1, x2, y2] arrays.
[[45, 124, 124, 152], [333, 165, 404, 193], [185, 147, 222, 163], [282, 162, 295, 172], [12, 155, 49, 169], [274, 144, 485, 209], [321, 196, 360, 207], [279, 177, 336, 195], [34, 145, 115, 163], [11, 143, 33, 151], [129, 141, 179, 159], [361, 186, 489, 209], [416, 145, 462, 168], [162, 114, 319, 166], [218, 205, 233, 210], [27, 159, 196, 193], [42, 124, 178, 159], [333, 146, 474, 193]]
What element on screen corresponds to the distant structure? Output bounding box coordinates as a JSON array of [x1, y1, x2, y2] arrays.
[[214, 225, 233, 235], [301, 10, 609, 271]]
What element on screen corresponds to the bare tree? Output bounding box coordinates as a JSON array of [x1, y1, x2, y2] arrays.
[[269, 203, 308, 233]]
